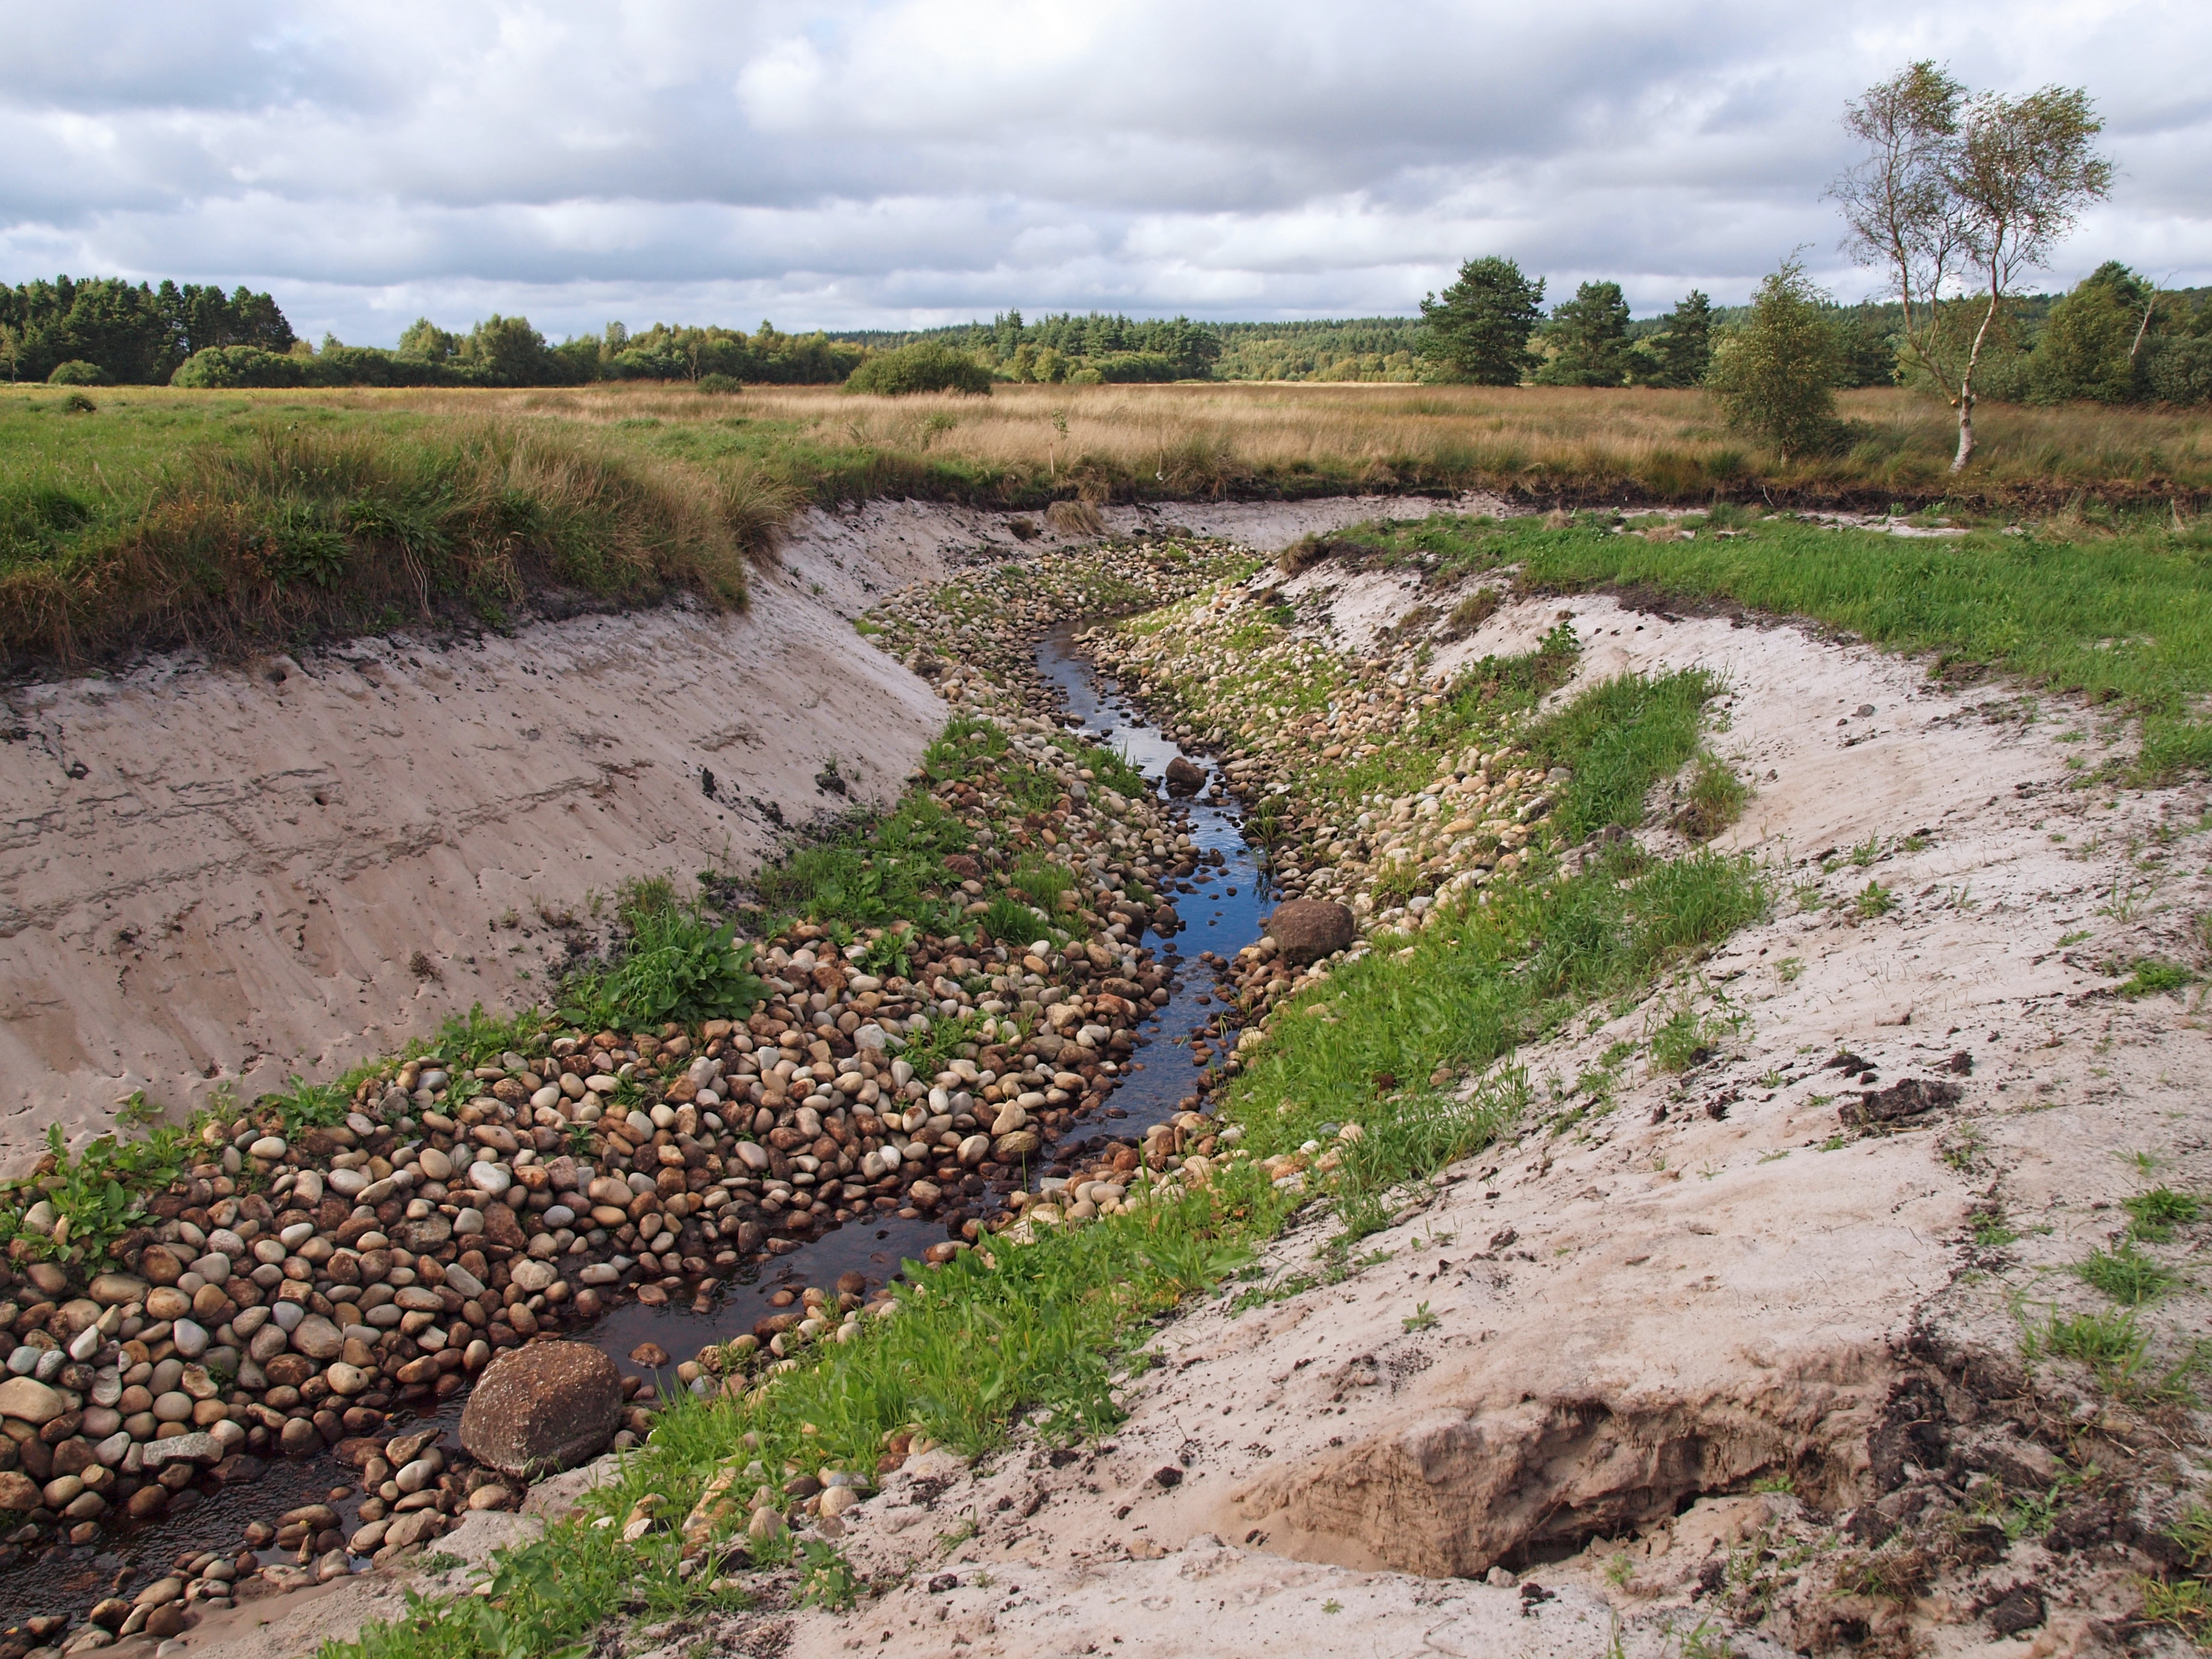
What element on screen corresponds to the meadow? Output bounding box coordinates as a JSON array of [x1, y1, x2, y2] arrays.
[[2, 378, 2208, 671]]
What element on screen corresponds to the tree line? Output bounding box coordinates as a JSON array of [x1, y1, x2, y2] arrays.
[[0, 276, 294, 384]]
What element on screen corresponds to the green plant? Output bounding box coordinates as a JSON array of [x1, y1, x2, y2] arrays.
[[2120, 959, 2196, 998], [1676, 754, 1750, 841], [1416, 256, 1545, 385], [2126, 1187, 2200, 1241], [1853, 880, 1896, 918], [845, 341, 992, 398], [2076, 1243, 2177, 1305], [1706, 257, 1845, 460], [2037, 1306, 2150, 1383], [1403, 1301, 1439, 1333], [1774, 956, 1804, 983], [796, 1540, 859, 1610], [558, 883, 763, 1030]]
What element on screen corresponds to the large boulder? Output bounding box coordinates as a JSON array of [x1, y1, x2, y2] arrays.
[[1266, 899, 1357, 967], [1163, 756, 1206, 797], [460, 1342, 623, 1478]]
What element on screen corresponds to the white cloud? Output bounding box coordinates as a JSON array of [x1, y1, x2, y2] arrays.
[[1, 0, 2205, 344]]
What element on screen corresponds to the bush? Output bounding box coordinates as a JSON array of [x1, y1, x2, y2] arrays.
[[844, 341, 993, 396], [1706, 258, 1845, 460], [2148, 337, 2212, 406], [2031, 263, 2154, 404], [170, 345, 308, 389], [696, 373, 743, 395], [46, 360, 109, 386]]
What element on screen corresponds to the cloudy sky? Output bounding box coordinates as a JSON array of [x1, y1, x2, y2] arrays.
[[3, 0, 2208, 345]]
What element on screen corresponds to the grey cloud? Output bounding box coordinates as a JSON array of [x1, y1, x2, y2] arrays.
[[1, 0, 2205, 345]]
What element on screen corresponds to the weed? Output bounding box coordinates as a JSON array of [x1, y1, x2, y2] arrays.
[[2076, 1244, 2177, 1305], [1849, 836, 1882, 868], [1676, 754, 1750, 842], [558, 880, 763, 1031], [1322, 1598, 1344, 1615], [2126, 1187, 2201, 1241], [796, 1540, 859, 1610], [1750, 1469, 1797, 1495], [1774, 956, 1803, 983], [2036, 1306, 2151, 1386], [2059, 928, 2091, 946], [1403, 1301, 1439, 1333], [1853, 880, 1895, 918], [2120, 959, 2197, 999]]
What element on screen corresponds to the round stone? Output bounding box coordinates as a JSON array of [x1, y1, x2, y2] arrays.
[[248, 1136, 288, 1159], [468, 1162, 512, 1196]]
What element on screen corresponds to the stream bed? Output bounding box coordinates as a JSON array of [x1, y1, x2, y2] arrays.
[[2, 622, 1274, 1629]]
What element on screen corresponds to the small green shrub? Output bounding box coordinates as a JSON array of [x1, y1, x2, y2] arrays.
[[46, 359, 110, 386], [845, 342, 992, 397], [559, 885, 763, 1030]]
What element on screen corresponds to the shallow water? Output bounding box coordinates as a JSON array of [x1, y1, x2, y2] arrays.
[[1, 623, 1276, 1624]]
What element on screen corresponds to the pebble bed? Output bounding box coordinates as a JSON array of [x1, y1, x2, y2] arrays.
[[0, 535, 1259, 1656]]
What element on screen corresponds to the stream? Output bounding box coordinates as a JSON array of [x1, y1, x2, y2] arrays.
[[3, 622, 1275, 1625]]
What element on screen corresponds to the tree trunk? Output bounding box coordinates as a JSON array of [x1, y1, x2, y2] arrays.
[[1951, 285, 2002, 475]]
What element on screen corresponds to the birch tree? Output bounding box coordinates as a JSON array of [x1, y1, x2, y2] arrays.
[[1831, 64, 2111, 471]]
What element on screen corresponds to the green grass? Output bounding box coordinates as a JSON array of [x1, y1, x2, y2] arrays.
[[1524, 665, 1723, 839], [1347, 510, 2212, 782], [556, 884, 765, 1032], [2126, 1187, 2202, 1242], [0, 404, 785, 669], [2076, 1243, 2179, 1305], [317, 709, 1769, 1659]]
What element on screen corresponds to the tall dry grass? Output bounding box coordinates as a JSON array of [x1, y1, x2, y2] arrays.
[[514, 380, 2212, 506], [3, 377, 2205, 669]]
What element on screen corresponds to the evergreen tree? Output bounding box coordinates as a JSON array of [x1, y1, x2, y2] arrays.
[[1630, 290, 1714, 387], [1536, 280, 1632, 386], [1417, 257, 1545, 385]]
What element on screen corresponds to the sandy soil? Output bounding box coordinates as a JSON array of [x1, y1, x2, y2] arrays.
[[763, 579, 2212, 1657]]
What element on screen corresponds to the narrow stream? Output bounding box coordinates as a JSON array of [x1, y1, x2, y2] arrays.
[[3, 623, 1275, 1625]]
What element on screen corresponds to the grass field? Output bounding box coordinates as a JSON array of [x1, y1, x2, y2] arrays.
[[2, 378, 2208, 671]]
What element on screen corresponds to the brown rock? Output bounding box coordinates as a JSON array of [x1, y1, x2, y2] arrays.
[[140, 1245, 186, 1286], [482, 1204, 526, 1251], [1266, 899, 1357, 967], [0, 1470, 38, 1512], [458, 1341, 622, 1478], [1163, 755, 1205, 796]]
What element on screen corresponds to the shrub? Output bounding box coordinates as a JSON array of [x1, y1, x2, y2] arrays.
[[844, 341, 992, 396], [1706, 258, 1845, 460], [46, 359, 109, 386], [696, 373, 743, 394], [171, 345, 308, 389], [2148, 336, 2212, 406]]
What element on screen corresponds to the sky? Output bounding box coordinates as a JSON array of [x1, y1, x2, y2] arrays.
[[2, 0, 2208, 347]]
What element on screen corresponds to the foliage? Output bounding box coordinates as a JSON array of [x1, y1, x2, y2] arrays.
[[845, 342, 994, 397], [1628, 291, 1715, 388], [558, 885, 765, 1031], [2075, 1243, 2176, 1305], [1537, 281, 1633, 387], [2033, 262, 2157, 404], [2124, 1187, 2200, 1242], [1832, 61, 2113, 468], [1418, 256, 1546, 385], [0, 275, 292, 385], [0, 1122, 192, 1265], [1524, 667, 1725, 840], [0, 414, 780, 669], [1706, 257, 1845, 460], [1346, 507, 2212, 787]]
